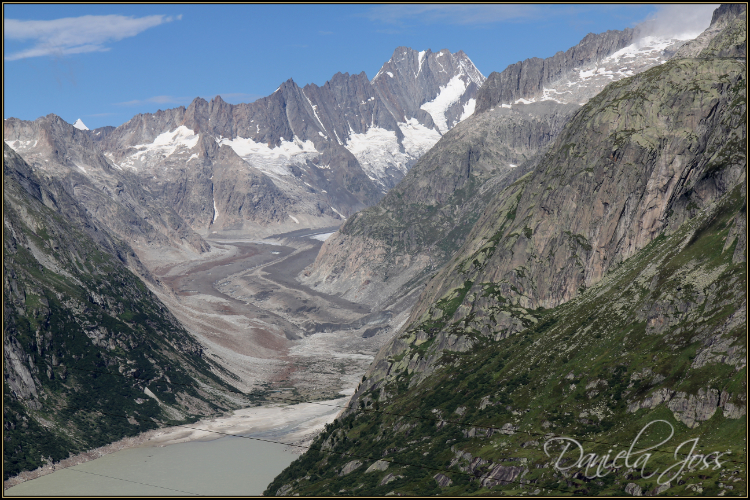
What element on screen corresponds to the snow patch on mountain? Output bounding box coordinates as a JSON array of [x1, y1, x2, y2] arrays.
[[218, 135, 319, 180], [420, 75, 468, 133], [330, 207, 346, 220], [73, 119, 89, 131], [117, 126, 199, 169], [5, 139, 37, 151], [345, 126, 404, 184], [310, 232, 335, 241], [498, 32, 702, 109], [458, 99, 476, 123], [345, 120, 441, 189], [605, 33, 697, 64], [303, 90, 327, 133]]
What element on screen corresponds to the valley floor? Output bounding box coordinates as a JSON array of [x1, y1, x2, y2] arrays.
[[139, 226, 402, 401], [5, 225, 408, 493]]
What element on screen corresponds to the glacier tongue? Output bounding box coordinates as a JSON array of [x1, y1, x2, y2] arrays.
[[344, 120, 441, 189]]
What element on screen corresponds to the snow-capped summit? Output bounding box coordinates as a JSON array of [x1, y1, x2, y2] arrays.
[[371, 47, 486, 134], [73, 119, 89, 131]]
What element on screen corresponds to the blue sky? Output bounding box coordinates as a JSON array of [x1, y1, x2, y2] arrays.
[[4, 4, 717, 129]]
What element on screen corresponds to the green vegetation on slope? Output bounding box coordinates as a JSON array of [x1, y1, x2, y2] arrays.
[[265, 177, 746, 497]]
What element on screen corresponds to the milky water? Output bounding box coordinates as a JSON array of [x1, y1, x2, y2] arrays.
[[5, 396, 350, 496], [5, 436, 295, 496]]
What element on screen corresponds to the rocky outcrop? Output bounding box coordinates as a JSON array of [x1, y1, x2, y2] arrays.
[[481, 464, 527, 488], [625, 483, 643, 496], [433, 473, 452, 487], [365, 460, 390, 473], [302, 101, 578, 312], [379, 473, 401, 486], [340, 460, 363, 476]]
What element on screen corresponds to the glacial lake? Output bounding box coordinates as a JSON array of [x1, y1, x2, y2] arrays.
[[5, 395, 351, 496], [5, 436, 297, 496]]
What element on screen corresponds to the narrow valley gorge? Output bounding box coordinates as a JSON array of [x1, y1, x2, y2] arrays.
[[3, 3, 746, 497]]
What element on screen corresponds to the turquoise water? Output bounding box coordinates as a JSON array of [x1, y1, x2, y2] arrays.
[[5, 436, 297, 496]]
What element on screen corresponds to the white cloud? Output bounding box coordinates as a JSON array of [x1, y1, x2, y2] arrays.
[[364, 4, 542, 25], [4, 14, 181, 61], [635, 4, 718, 39]]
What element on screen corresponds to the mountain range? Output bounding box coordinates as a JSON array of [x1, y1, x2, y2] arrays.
[[5, 48, 484, 247], [3, 4, 746, 495]]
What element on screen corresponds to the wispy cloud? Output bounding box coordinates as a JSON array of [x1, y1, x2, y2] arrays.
[[4, 14, 182, 61], [364, 4, 542, 26], [115, 95, 193, 107], [635, 4, 718, 38]]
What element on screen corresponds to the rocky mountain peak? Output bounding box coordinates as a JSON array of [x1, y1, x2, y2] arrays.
[[6, 44, 488, 242]]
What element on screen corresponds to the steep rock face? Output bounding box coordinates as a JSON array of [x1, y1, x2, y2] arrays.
[[407, 55, 745, 328], [3, 115, 209, 254], [672, 3, 746, 58], [476, 29, 636, 111], [265, 14, 746, 496], [3, 145, 240, 480], [301, 101, 578, 312], [711, 2, 747, 25]]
